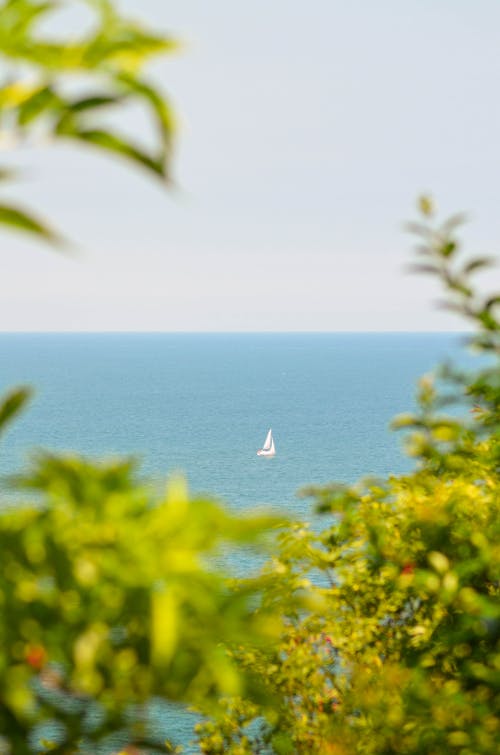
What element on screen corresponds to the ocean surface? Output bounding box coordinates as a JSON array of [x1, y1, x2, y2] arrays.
[[0, 333, 467, 513], [0, 332, 468, 752]]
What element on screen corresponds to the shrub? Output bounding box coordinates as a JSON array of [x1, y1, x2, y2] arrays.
[[195, 200, 500, 755]]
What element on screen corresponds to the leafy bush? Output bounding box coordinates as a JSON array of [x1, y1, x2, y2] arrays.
[[0, 447, 284, 753], [1, 200, 497, 754], [195, 201, 500, 755]]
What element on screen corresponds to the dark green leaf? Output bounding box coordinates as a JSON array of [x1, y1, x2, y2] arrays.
[[17, 85, 60, 126], [64, 127, 167, 179], [0, 386, 31, 436], [477, 310, 498, 331], [484, 295, 500, 311], [439, 241, 457, 258], [67, 94, 123, 113], [117, 73, 174, 152]]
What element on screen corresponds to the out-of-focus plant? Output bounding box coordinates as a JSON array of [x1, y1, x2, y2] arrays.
[[0, 4, 290, 753], [195, 199, 500, 754], [0, 455, 284, 753], [0, 0, 176, 243], [0, 3, 281, 753], [2, 6, 500, 753]]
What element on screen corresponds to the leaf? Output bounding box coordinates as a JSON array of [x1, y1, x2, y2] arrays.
[[462, 257, 495, 275], [439, 241, 457, 258], [81, 19, 177, 72], [418, 195, 434, 217], [67, 94, 124, 113], [0, 81, 42, 109], [0, 204, 62, 244], [435, 300, 468, 315], [414, 245, 433, 257], [405, 221, 432, 239], [484, 295, 500, 311], [17, 85, 61, 126], [391, 413, 418, 430], [117, 73, 175, 150], [62, 127, 167, 179], [446, 279, 473, 298], [440, 212, 468, 234], [477, 310, 498, 332], [52, 93, 125, 134], [407, 264, 440, 275], [0, 387, 32, 436], [151, 587, 179, 667], [271, 731, 296, 755], [0, 167, 18, 181], [0, 0, 57, 38]]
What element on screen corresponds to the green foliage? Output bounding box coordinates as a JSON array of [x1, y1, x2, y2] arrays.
[[1, 8, 499, 752], [195, 200, 500, 754], [0, 0, 176, 244], [1, 200, 499, 754], [0, 458, 284, 753]]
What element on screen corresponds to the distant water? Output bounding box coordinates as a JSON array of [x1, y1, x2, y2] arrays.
[[0, 332, 469, 751], [0, 333, 467, 517]]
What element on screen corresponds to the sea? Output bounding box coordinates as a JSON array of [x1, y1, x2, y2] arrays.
[[0, 332, 468, 752], [0, 332, 468, 509]]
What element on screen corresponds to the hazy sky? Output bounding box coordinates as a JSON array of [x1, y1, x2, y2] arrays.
[[1, 0, 499, 331]]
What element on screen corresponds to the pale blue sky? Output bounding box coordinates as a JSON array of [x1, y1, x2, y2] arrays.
[[1, 0, 499, 331]]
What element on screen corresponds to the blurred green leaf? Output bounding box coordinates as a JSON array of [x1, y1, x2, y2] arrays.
[[66, 93, 123, 113], [0, 204, 62, 243], [485, 295, 500, 311], [0, 386, 31, 436], [0, 0, 56, 38], [418, 194, 434, 217], [440, 240, 457, 258], [61, 127, 167, 179], [17, 85, 60, 125], [117, 73, 175, 152], [463, 257, 495, 274], [0, 167, 19, 181]]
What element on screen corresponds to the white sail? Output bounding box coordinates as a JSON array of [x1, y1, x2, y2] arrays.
[[262, 429, 273, 451], [257, 429, 276, 457]]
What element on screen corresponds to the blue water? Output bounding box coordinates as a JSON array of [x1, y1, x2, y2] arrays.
[[0, 333, 466, 517], [0, 332, 471, 751]]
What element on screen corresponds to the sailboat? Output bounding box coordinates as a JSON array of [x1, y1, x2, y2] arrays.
[[257, 428, 276, 457]]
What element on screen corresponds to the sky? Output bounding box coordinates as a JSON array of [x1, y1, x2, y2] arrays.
[[0, 0, 499, 331]]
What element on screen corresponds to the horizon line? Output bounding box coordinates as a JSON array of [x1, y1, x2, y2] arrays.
[[0, 329, 469, 335]]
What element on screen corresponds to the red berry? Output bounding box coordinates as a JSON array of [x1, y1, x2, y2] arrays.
[[26, 645, 47, 670], [401, 563, 415, 575]]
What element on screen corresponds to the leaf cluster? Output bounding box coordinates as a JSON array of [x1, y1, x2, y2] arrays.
[[0, 455, 285, 753], [0, 0, 175, 243]]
